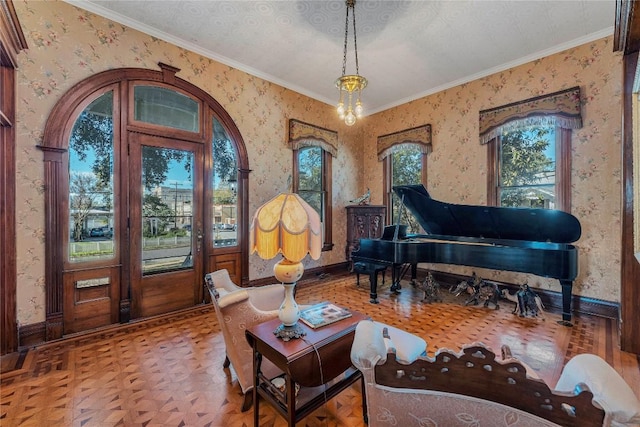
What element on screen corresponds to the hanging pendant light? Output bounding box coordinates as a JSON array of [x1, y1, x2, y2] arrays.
[[336, 0, 367, 126]]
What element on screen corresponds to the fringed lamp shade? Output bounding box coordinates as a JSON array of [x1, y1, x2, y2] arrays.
[[249, 192, 322, 341], [250, 193, 322, 263]]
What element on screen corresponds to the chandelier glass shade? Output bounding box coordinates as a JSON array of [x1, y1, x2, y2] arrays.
[[336, 0, 367, 126]]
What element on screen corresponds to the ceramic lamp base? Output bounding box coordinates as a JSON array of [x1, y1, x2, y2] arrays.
[[273, 259, 306, 340]]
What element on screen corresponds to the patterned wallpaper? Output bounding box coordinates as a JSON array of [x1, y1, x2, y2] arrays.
[[12, 1, 622, 326], [12, 0, 360, 325], [364, 37, 623, 301]]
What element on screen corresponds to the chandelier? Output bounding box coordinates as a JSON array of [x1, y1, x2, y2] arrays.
[[336, 0, 367, 126]]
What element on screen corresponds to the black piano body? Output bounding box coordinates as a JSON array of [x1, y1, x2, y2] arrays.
[[351, 184, 581, 325]]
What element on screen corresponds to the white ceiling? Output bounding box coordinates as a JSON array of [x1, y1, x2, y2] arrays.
[[66, 0, 615, 115]]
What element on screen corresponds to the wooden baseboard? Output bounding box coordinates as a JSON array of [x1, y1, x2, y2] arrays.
[[248, 262, 351, 288], [18, 322, 46, 348]]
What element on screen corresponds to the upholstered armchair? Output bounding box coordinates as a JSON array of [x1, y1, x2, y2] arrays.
[[205, 269, 285, 411], [351, 320, 640, 427]]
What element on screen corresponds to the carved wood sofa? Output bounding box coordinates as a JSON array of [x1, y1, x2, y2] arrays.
[[351, 320, 640, 427]]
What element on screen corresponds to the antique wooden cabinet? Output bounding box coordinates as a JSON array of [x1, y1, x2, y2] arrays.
[[345, 205, 386, 263]]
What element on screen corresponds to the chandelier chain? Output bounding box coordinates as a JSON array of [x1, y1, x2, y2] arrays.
[[341, 1, 350, 76], [352, 1, 359, 76], [336, 0, 366, 126]]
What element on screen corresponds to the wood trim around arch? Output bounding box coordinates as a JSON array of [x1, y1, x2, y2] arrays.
[[38, 64, 250, 341]]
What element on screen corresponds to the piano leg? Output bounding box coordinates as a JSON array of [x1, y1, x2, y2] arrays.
[[411, 264, 418, 286], [558, 280, 573, 326], [390, 264, 404, 294], [369, 271, 379, 304]]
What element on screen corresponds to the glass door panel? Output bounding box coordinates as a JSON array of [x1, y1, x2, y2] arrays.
[[141, 146, 194, 274], [129, 133, 203, 318]]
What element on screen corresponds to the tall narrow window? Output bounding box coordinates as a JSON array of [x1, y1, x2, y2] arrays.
[[289, 120, 336, 251], [294, 146, 333, 250], [212, 117, 238, 247], [378, 125, 432, 234], [498, 125, 556, 208], [68, 91, 115, 262], [298, 146, 323, 215], [385, 146, 426, 233]]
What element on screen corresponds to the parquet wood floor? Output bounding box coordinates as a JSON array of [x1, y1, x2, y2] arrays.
[[2, 273, 639, 426]]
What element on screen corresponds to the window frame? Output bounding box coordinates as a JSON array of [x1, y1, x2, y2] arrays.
[[292, 146, 333, 252], [383, 149, 428, 224], [487, 126, 572, 212]]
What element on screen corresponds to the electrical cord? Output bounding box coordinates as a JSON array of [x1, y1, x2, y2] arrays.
[[301, 336, 328, 406]]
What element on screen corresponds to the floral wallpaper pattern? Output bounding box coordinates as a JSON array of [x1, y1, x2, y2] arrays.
[[12, 1, 622, 327], [364, 37, 623, 300], [12, 0, 360, 325]]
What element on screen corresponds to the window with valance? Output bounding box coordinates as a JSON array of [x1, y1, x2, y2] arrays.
[[289, 119, 336, 251], [379, 125, 432, 231], [480, 87, 582, 211], [377, 124, 432, 161], [479, 87, 582, 144]]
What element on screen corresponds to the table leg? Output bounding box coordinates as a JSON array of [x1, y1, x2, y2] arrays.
[[253, 350, 262, 427], [285, 375, 296, 427]]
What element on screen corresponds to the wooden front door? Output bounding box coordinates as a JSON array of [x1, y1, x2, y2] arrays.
[[129, 133, 204, 318]]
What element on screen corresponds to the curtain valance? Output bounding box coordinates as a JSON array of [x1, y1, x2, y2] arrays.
[[289, 119, 338, 157], [478, 86, 582, 145], [377, 124, 432, 161]]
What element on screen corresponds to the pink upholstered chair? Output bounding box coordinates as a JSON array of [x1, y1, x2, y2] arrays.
[[351, 320, 640, 427], [205, 269, 285, 411]]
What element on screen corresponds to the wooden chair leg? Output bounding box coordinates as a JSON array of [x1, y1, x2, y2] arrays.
[[360, 374, 368, 424], [223, 355, 230, 368], [241, 391, 253, 412]]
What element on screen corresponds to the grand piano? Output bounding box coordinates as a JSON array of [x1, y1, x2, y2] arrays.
[[351, 184, 581, 325]]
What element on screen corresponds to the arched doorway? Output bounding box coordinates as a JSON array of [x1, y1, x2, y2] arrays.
[[39, 63, 249, 339]]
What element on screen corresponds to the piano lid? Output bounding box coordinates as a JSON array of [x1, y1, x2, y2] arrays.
[[393, 184, 581, 244]]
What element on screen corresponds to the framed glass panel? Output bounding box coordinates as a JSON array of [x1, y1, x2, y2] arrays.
[[212, 118, 238, 247], [133, 85, 199, 132], [298, 146, 324, 217], [498, 126, 556, 208], [390, 145, 423, 233], [68, 91, 115, 262], [141, 146, 194, 274]]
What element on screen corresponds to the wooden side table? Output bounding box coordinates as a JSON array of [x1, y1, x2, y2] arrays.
[[246, 310, 368, 427]]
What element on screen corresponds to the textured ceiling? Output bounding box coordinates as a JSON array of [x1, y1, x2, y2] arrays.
[[66, 0, 615, 115]]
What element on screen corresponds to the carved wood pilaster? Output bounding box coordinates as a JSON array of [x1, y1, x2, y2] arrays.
[[37, 145, 66, 340]]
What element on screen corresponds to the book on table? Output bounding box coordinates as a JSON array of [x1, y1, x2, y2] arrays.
[[299, 302, 352, 329]]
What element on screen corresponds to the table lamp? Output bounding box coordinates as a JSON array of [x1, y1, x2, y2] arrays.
[[250, 193, 322, 340]]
